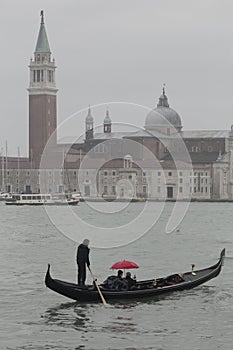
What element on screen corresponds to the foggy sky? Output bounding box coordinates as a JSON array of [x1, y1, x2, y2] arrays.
[[0, 0, 232, 156]]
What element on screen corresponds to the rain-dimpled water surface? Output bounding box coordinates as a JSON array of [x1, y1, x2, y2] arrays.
[[0, 202, 232, 350]]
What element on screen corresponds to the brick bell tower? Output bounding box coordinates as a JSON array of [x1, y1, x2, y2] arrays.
[[28, 11, 58, 167]]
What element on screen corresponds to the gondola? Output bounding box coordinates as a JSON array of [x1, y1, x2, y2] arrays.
[[45, 249, 225, 303]]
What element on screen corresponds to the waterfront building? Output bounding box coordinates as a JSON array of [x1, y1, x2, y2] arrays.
[[0, 11, 233, 201]]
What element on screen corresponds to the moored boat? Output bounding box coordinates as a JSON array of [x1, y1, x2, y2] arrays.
[[5, 193, 79, 205], [0, 192, 12, 201], [45, 249, 225, 303]]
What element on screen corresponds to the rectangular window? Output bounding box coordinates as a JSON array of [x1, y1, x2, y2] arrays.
[[197, 173, 201, 192], [168, 172, 172, 176], [104, 171, 107, 176], [112, 171, 116, 176], [157, 186, 161, 193], [37, 70, 40, 82], [41, 70, 44, 82], [205, 187, 208, 193], [194, 187, 196, 193], [112, 186, 116, 194], [104, 185, 108, 194], [48, 70, 53, 82], [48, 70, 51, 82], [179, 187, 183, 193], [158, 171, 161, 176], [179, 178, 183, 184], [33, 70, 36, 82], [179, 172, 183, 176]]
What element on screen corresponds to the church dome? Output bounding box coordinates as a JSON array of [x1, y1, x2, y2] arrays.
[[145, 88, 182, 132]]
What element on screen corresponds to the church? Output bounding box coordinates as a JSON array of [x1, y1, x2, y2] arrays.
[[1, 11, 233, 201]]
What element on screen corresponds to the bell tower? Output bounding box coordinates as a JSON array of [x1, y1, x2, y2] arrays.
[[103, 109, 112, 133], [28, 11, 58, 166]]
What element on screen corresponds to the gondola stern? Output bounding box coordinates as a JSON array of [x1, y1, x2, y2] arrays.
[[220, 248, 225, 260], [45, 263, 52, 287], [219, 248, 225, 268]]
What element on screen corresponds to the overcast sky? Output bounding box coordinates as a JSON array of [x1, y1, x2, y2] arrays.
[[0, 0, 232, 156]]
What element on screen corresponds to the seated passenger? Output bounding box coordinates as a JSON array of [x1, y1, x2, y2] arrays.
[[101, 270, 126, 290], [117, 270, 123, 279], [111, 270, 128, 291], [101, 275, 117, 289], [165, 274, 184, 285], [125, 272, 137, 290]]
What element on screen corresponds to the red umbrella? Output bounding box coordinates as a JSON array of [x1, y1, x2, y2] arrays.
[[111, 260, 139, 270]]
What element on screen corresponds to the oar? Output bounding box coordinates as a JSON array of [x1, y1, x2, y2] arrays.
[[88, 267, 107, 305]]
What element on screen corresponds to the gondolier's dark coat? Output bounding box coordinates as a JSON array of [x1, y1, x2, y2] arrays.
[[76, 243, 90, 285], [77, 244, 90, 266]]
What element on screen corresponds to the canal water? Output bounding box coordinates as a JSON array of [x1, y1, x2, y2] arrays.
[[0, 202, 232, 350]]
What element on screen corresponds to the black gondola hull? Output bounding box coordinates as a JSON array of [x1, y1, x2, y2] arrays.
[[45, 249, 225, 303]]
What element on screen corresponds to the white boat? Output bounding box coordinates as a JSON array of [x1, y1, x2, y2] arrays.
[[0, 192, 12, 201], [5, 193, 79, 206]]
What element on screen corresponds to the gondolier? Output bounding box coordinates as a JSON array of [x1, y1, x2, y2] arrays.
[[76, 239, 90, 285]]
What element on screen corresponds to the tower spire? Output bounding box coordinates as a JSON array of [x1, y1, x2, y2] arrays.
[[104, 108, 112, 133], [40, 10, 44, 24], [157, 84, 169, 108], [163, 83, 166, 96], [35, 10, 50, 54], [85, 105, 94, 140]]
